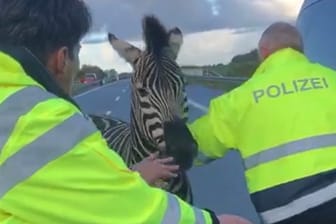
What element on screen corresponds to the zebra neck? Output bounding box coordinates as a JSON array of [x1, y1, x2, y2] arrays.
[[131, 129, 157, 151], [129, 123, 158, 157]]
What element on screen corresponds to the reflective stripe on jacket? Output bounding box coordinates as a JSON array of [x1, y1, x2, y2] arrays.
[[188, 48, 336, 223], [0, 46, 213, 224]]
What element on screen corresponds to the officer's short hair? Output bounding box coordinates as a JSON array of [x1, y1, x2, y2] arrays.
[[260, 22, 304, 53], [0, 0, 92, 65]]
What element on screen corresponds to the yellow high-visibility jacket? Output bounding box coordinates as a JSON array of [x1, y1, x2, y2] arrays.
[[189, 48, 336, 224], [0, 45, 215, 224]]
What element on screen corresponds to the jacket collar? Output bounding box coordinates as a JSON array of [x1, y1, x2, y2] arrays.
[[253, 48, 308, 77], [0, 44, 80, 109]]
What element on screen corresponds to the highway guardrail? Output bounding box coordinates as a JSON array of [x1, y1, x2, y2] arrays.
[[72, 75, 250, 96]]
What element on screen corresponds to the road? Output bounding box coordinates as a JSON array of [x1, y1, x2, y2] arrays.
[[74, 79, 260, 223]]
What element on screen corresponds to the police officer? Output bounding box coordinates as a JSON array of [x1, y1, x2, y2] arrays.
[[0, 0, 252, 224], [188, 22, 336, 224]]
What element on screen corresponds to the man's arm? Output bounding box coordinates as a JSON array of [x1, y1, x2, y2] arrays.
[[0, 104, 218, 224], [188, 89, 243, 166]]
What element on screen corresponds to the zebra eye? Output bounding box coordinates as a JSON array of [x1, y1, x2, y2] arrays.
[[137, 87, 148, 97]]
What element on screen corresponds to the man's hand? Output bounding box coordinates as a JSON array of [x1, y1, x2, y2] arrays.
[[217, 214, 253, 224], [131, 152, 179, 186]]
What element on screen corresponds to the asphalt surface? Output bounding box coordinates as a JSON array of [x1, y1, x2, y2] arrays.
[[74, 79, 261, 223]]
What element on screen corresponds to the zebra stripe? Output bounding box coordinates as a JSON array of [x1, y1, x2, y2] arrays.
[[90, 16, 194, 203]]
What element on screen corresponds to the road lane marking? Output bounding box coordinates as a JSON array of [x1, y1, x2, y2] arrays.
[[188, 99, 208, 113]]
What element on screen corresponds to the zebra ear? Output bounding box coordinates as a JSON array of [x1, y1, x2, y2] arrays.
[[168, 27, 183, 60], [108, 33, 141, 65]]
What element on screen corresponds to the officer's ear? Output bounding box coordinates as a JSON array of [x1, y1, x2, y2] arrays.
[[47, 46, 69, 77], [258, 45, 272, 61], [47, 47, 69, 75], [46, 46, 73, 93]]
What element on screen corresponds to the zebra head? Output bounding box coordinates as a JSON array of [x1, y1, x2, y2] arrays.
[[107, 15, 197, 170]]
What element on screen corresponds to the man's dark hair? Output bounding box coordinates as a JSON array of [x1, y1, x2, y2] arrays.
[[0, 0, 92, 65]]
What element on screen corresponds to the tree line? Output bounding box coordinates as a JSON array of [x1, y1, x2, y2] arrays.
[[204, 49, 259, 77], [77, 48, 260, 80]]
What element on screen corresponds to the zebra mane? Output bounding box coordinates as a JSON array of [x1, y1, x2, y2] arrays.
[[142, 15, 169, 57]]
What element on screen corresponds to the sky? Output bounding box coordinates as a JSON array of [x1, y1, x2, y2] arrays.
[[80, 0, 305, 73]]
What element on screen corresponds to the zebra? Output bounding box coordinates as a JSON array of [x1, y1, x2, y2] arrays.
[[89, 15, 197, 204]]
